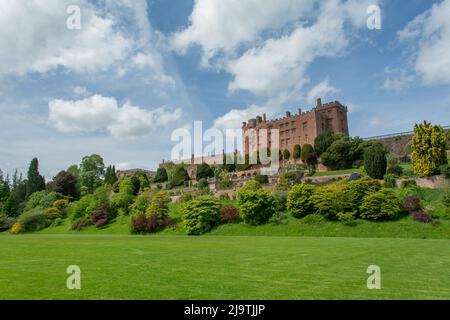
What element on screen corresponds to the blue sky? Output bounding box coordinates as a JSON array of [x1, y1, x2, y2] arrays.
[[0, 0, 449, 177]]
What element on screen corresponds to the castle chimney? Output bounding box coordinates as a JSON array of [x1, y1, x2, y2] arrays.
[[316, 98, 322, 108], [286, 111, 291, 117], [298, 108, 302, 115], [263, 113, 266, 121]]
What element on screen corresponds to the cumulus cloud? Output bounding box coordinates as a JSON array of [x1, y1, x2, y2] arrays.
[[48, 95, 182, 139], [398, 0, 450, 86], [306, 79, 340, 104]]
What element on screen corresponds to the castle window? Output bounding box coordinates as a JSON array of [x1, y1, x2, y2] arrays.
[[303, 122, 308, 131], [291, 128, 296, 134]]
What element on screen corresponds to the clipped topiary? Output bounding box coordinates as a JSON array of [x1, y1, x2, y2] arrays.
[[364, 145, 387, 179]]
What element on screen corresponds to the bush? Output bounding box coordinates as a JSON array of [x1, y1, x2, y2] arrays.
[[25, 191, 62, 211], [18, 208, 53, 232], [387, 165, 403, 177], [69, 195, 97, 221], [111, 178, 135, 214], [402, 196, 421, 213], [441, 190, 450, 207], [311, 183, 347, 220], [0, 215, 15, 232], [71, 217, 92, 231], [52, 199, 70, 217], [91, 204, 113, 228], [169, 165, 190, 187], [401, 180, 417, 188], [342, 177, 381, 214], [287, 184, 315, 218], [384, 174, 397, 188], [197, 178, 209, 190], [11, 222, 22, 234], [240, 180, 262, 192], [364, 145, 387, 179], [412, 211, 433, 224], [146, 192, 170, 220], [237, 189, 276, 225], [220, 205, 240, 224], [439, 164, 450, 179], [337, 212, 357, 226], [130, 213, 173, 234], [301, 144, 315, 162], [182, 196, 221, 235], [273, 191, 288, 212], [196, 163, 214, 181], [360, 189, 401, 221], [254, 175, 269, 184], [130, 191, 154, 216], [301, 214, 326, 225], [154, 168, 168, 183]]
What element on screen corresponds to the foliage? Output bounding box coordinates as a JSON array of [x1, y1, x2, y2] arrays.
[[111, 178, 135, 214], [196, 163, 214, 181], [146, 192, 170, 220], [197, 178, 209, 190], [11, 222, 22, 234], [283, 149, 291, 160], [17, 208, 55, 232], [320, 138, 353, 169], [439, 164, 450, 179], [360, 189, 401, 221], [69, 190, 108, 221], [301, 144, 315, 162], [412, 211, 433, 224], [441, 189, 450, 207], [79, 154, 105, 194], [254, 175, 269, 184], [273, 190, 288, 212], [364, 144, 388, 179], [3, 193, 19, 217], [52, 199, 70, 217], [342, 177, 382, 214], [384, 174, 397, 188], [130, 191, 154, 216], [219, 171, 233, 189], [402, 196, 421, 213], [220, 205, 240, 224], [154, 168, 168, 183], [25, 191, 62, 211], [305, 152, 318, 175], [71, 217, 92, 232], [104, 165, 118, 186], [337, 212, 357, 225], [314, 132, 336, 156], [276, 172, 300, 191], [301, 213, 326, 225], [0, 215, 15, 232], [411, 121, 447, 176], [401, 180, 417, 188], [287, 184, 315, 218], [182, 196, 221, 235], [91, 204, 113, 228], [311, 183, 347, 220], [169, 165, 190, 187], [293, 144, 302, 160], [52, 171, 79, 199], [237, 189, 276, 225], [130, 214, 173, 234], [26, 158, 46, 198], [240, 180, 262, 192], [387, 165, 403, 177]]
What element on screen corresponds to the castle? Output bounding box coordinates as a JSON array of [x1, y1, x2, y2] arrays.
[[242, 98, 349, 156]]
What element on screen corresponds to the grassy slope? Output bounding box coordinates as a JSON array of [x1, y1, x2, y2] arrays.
[[1, 234, 450, 300]]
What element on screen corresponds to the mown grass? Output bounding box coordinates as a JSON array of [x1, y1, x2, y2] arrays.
[[1, 234, 450, 300]]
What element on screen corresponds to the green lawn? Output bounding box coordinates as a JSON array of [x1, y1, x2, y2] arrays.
[[1, 234, 450, 300]]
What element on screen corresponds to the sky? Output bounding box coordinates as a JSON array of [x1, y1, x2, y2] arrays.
[[0, 0, 450, 178]]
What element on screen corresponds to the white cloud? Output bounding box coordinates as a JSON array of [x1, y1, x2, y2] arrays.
[[383, 67, 415, 92], [73, 86, 90, 97], [48, 95, 182, 139], [398, 0, 450, 86], [306, 79, 340, 103]]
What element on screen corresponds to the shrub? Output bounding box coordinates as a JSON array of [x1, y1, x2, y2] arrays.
[[11, 222, 22, 234], [91, 204, 112, 228], [301, 144, 315, 162], [254, 175, 269, 184], [401, 180, 417, 188], [69, 195, 96, 221], [402, 196, 421, 213], [146, 192, 170, 220], [337, 212, 357, 226], [237, 189, 276, 225], [273, 191, 288, 212], [45, 207, 62, 220], [111, 178, 135, 214], [301, 214, 326, 225], [293, 144, 302, 160], [220, 205, 240, 224], [314, 132, 335, 156], [130, 213, 173, 234], [130, 191, 154, 216], [25, 191, 62, 211], [360, 189, 401, 221], [287, 184, 315, 218], [439, 164, 450, 179], [441, 190, 450, 207], [412, 211, 433, 223], [384, 174, 397, 188], [169, 165, 190, 187], [269, 211, 288, 225], [240, 180, 262, 192], [197, 178, 209, 190], [154, 168, 168, 183], [0, 215, 15, 232], [17, 208, 53, 232], [71, 217, 92, 231], [52, 199, 70, 217], [342, 177, 381, 214], [276, 172, 300, 191], [182, 196, 221, 235], [196, 163, 214, 181], [364, 145, 387, 179], [387, 165, 403, 177], [283, 149, 291, 160], [311, 183, 347, 220], [181, 193, 193, 203], [411, 121, 447, 176]]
